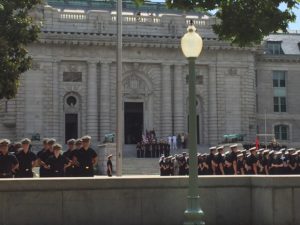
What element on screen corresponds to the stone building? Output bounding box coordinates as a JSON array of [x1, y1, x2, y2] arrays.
[[0, 1, 299, 147]]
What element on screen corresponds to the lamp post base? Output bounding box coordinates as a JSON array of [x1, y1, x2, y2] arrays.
[[184, 195, 205, 225]]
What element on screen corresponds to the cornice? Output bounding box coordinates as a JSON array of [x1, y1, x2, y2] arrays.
[[256, 54, 300, 63], [38, 31, 257, 52]]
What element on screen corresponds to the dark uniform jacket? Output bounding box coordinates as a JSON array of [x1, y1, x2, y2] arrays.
[[63, 149, 79, 177], [74, 147, 97, 177], [46, 155, 69, 177], [15, 150, 37, 178], [37, 149, 53, 177], [0, 153, 18, 178]]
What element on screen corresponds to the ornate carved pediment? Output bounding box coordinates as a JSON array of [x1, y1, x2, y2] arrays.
[[123, 75, 150, 98]]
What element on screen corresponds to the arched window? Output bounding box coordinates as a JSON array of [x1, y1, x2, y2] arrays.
[[274, 125, 289, 140]]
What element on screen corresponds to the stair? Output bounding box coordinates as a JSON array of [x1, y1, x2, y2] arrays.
[[121, 144, 210, 175], [122, 157, 160, 175]]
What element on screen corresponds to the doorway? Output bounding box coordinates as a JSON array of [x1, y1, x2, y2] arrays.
[[124, 102, 143, 144], [65, 113, 78, 143]]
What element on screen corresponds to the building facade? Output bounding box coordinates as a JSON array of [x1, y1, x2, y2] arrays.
[[0, 1, 299, 147]]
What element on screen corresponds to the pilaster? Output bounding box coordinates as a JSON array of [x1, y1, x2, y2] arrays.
[[99, 61, 111, 141], [161, 63, 172, 138], [87, 61, 99, 141], [173, 64, 185, 135]]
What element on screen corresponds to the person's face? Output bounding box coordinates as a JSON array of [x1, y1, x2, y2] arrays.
[[82, 140, 90, 149], [22, 143, 30, 151], [68, 143, 75, 150], [54, 149, 60, 156], [49, 144, 54, 152], [0, 144, 8, 154]]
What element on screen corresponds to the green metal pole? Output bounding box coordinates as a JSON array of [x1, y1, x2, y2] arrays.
[[184, 58, 205, 225]]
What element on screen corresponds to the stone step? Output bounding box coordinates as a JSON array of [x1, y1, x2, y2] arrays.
[[122, 157, 160, 175]]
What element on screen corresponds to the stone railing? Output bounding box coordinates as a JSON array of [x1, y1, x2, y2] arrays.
[[111, 15, 161, 24], [59, 12, 87, 21], [0, 176, 299, 225]]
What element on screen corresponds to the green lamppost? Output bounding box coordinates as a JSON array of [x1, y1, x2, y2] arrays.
[[181, 20, 205, 225]]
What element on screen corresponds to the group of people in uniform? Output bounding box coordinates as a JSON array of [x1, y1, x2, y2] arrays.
[[0, 136, 98, 178], [159, 144, 300, 176], [136, 140, 171, 158]]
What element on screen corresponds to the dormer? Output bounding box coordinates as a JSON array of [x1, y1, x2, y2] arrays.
[[266, 41, 284, 55]]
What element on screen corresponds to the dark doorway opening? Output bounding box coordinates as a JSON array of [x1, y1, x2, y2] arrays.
[[65, 114, 78, 143], [124, 102, 143, 144]]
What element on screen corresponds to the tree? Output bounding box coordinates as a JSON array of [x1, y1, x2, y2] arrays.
[[0, 0, 41, 100], [136, 0, 299, 46]]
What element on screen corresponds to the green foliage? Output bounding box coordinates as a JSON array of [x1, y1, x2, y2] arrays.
[[135, 0, 298, 46], [0, 0, 41, 100]]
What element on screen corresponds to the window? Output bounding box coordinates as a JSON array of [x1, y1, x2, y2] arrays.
[[273, 71, 286, 87], [274, 125, 289, 140], [63, 72, 82, 82], [266, 41, 284, 55], [274, 97, 286, 112]]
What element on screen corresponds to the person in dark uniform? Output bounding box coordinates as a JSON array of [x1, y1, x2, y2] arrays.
[[201, 153, 210, 175], [178, 152, 187, 175], [73, 136, 98, 177], [198, 153, 203, 175], [169, 157, 175, 176], [75, 138, 83, 150], [63, 139, 77, 177], [37, 138, 49, 177], [296, 150, 300, 174], [37, 138, 55, 177], [145, 142, 151, 158], [107, 154, 113, 177], [237, 153, 245, 175], [261, 150, 270, 175], [268, 150, 275, 174], [214, 146, 225, 175], [228, 144, 238, 175], [45, 144, 70, 177], [272, 151, 284, 175], [288, 152, 298, 174], [245, 147, 258, 175], [0, 139, 19, 178], [159, 155, 166, 176], [206, 147, 217, 175], [15, 138, 37, 178]]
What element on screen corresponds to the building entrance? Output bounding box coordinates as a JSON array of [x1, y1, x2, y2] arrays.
[[124, 102, 143, 144], [65, 113, 78, 143]]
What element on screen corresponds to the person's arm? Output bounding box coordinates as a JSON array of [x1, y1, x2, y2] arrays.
[[264, 165, 269, 175], [253, 162, 258, 175], [92, 156, 98, 166], [233, 160, 237, 175], [219, 163, 225, 175], [241, 168, 245, 175]]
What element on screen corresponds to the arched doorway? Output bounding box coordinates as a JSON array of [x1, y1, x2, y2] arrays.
[[63, 93, 81, 143], [123, 73, 153, 144]]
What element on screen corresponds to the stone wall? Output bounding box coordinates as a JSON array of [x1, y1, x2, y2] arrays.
[[0, 176, 299, 225]]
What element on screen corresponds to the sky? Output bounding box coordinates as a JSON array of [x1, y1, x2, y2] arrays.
[[150, 0, 300, 30]]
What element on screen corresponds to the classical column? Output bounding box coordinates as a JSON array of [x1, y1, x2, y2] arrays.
[[99, 61, 111, 141], [161, 63, 172, 138], [87, 61, 99, 141], [173, 64, 185, 135]]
